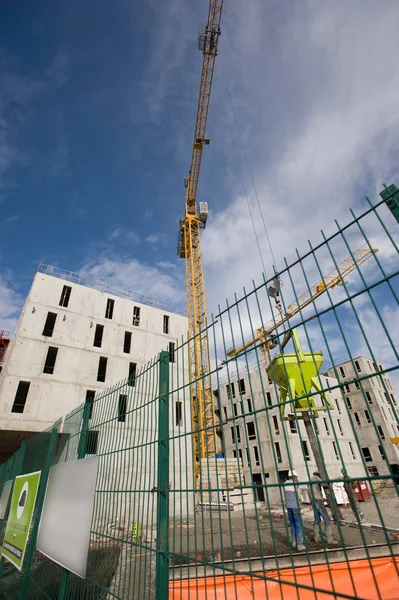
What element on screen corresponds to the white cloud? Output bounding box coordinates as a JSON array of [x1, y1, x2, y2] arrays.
[[142, 209, 154, 220], [347, 303, 399, 391], [200, 0, 399, 319], [72, 1, 399, 383], [0, 71, 45, 183], [0, 128, 16, 180], [355, 305, 399, 367], [5, 214, 19, 224], [157, 261, 178, 271], [81, 256, 185, 308], [162, 0, 399, 381], [47, 44, 70, 88], [93, 0, 399, 374], [78, 2, 399, 379], [0, 276, 24, 333], [47, 131, 69, 177], [0, 43, 70, 192], [145, 233, 170, 245], [107, 227, 141, 246], [73, 207, 88, 219], [0, 47, 68, 191], [141, 0, 202, 119]]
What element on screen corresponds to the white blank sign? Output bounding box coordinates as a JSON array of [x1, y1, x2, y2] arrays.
[[37, 456, 99, 578]]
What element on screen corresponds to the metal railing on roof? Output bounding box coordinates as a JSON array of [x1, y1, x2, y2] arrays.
[[37, 263, 187, 317]]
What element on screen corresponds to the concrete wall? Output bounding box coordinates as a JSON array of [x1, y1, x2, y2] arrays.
[[215, 368, 367, 505], [0, 272, 188, 432], [328, 356, 399, 476], [60, 384, 195, 527]]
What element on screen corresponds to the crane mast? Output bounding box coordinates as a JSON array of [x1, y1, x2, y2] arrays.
[[177, 1, 224, 479]]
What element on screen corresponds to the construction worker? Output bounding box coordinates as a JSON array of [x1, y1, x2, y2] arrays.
[[284, 470, 305, 551], [310, 472, 333, 544]]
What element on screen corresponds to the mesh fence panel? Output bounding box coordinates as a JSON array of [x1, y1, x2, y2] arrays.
[[168, 189, 399, 598], [21, 354, 170, 600], [0, 188, 398, 599]]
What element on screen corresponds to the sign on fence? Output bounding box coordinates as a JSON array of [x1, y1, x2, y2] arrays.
[[36, 457, 99, 578], [1, 471, 41, 570], [132, 521, 142, 541]]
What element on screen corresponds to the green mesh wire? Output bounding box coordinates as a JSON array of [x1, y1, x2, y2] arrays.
[[0, 187, 398, 599]]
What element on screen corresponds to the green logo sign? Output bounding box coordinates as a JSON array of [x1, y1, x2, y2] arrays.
[[1, 471, 41, 570]]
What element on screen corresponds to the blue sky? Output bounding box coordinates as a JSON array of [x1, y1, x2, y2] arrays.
[[1, 0, 399, 370], [0, 0, 209, 307]]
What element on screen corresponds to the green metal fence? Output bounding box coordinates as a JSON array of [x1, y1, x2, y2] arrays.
[[0, 186, 398, 599]]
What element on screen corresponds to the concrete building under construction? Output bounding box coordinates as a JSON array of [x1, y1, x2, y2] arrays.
[[215, 359, 399, 504], [0, 264, 189, 462], [328, 357, 399, 477]]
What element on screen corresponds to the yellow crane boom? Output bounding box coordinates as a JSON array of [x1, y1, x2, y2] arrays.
[[228, 244, 378, 364], [177, 0, 224, 478]]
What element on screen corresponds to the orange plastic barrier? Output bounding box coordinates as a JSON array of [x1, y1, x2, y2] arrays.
[[170, 557, 399, 599]]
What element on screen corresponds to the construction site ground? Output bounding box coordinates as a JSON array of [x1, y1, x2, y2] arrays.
[[340, 484, 399, 530], [4, 489, 394, 599], [105, 488, 399, 598], [170, 486, 399, 570]]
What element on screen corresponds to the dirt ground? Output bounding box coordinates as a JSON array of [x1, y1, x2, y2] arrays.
[[102, 488, 399, 598], [340, 485, 399, 529], [169, 486, 399, 564]]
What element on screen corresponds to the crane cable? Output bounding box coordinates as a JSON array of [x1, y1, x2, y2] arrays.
[[228, 108, 268, 278], [223, 75, 278, 272]]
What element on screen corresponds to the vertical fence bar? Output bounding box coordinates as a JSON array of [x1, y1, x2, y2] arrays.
[[57, 568, 69, 600], [155, 351, 170, 600], [77, 402, 91, 460]]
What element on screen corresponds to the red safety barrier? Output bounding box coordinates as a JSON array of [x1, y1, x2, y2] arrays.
[[170, 556, 399, 599]]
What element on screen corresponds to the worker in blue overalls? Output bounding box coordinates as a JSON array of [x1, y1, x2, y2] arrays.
[[284, 469, 305, 551]]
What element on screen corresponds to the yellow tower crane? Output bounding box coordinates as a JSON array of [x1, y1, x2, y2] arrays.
[[177, 0, 224, 479], [227, 244, 378, 366]]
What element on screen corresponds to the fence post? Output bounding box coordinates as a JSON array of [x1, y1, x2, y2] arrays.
[[155, 351, 170, 600], [57, 401, 91, 599], [18, 427, 59, 600], [77, 402, 91, 460]]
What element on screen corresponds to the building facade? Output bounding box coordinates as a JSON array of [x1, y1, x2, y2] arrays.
[[215, 366, 371, 505], [0, 266, 189, 461], [327, 356, 399, 477]]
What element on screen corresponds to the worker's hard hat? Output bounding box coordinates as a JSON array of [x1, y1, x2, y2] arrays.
[[288, 470, 297, 477]]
